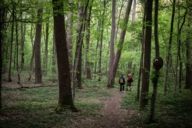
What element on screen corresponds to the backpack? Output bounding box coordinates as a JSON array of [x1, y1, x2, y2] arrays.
[[119, 77, 124, 84], [127, 76, 133, 82]]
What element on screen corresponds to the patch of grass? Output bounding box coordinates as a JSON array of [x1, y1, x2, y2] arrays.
[[121, 84, 192, 128], [0, 83, 111, 128]]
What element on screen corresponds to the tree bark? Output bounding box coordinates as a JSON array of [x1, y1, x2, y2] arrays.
[[52, 0, 77, 111], [140, 0, 153, 110], [132, 0, 136, 23], [107, 0, 116, 86], [73, 0, 89, 89], [66, 0, 73, 68], [85, 1, 93, 79], [176, 8, 187, 92], [185, 4, 192, 89], [107, 0, 133, 87], [34, 8, 43, 84], [44, 21, 49, 75], [20, 13, 26, 70], [8, 4, 15, 82], [98, 0, 106, 81], [15, 18, 21, 85], [164, 0, 176, 95], [0, 0, 6, 109]]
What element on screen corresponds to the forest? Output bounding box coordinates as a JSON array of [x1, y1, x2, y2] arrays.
[[0, 0, 192, 128]]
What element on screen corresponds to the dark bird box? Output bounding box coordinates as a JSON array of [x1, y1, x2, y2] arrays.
[[153, 57, 163, 70]]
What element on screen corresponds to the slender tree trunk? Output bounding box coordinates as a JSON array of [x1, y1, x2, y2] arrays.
[[94, 20, 101, 75], [0, 0, 6, 109], [176, 9, 187, 92], [66, 0, 73, 68], [149, 0, 160, 121], [140, 0, 153, 110], [98, 0, 106, 81], [85, 1, 93, 79], [44, 21, 49, 75], [8, 5, 15, 82], [73, 0, 89, 89], [115, 0, 125, 44], [34, 8, 43, 84], [15, 19, 21, 85], [20, 13, 26, 70], [108, 0, 133, 87], [107, 0, 116, 86], [52, 0, 77, 111], [185, 4, 192, 89], [28, 22, 35, 81], [132, 0, 136, 23], [164, 0, 176, 95]]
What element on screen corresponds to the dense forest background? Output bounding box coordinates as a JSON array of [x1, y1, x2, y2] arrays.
[[0, 0, 192, 128]]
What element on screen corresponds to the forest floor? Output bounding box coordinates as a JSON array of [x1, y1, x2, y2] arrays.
[[0, 80, 138, 128], [2, 80, 192, 128], [69, 90, 137, 128]]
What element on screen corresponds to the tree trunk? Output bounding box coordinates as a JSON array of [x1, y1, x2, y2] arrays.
[[20, 13, 26, 70], [34, 8, 43, 84], [149, 0, 160, 122], [44, 21, 49, 75], [66, 0, 73, 68], [164, 0, 176, 95], [185, 5, 192, 89], [140, 0, 153, 110], [15, 19, 21, 85], [8, 4, 15, 82], [52, 0, 77, 111], [98, 0, 106, 81], [85, 1, 93, 79], [107, 0, 133, 87], [132, 0, 136, 23], [28, 22, 35, 81], [107, 0, 116, 86], [176, 8, 187, 92], [0, 0, 6, 109], [73, 0, 89, 89]]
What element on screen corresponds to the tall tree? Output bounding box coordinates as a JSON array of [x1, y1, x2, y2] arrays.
[[0, 0, 6, 109], [149, 0, 162, 121], [52, 0, 77, 111], [8, 3, 15, 82], [66, 0, 73, 68], [107, 0, 133, 87], [73, 0, 89, 88], [15, 18, 21, 84], [84, 0, 93, 79], [20, 13, 26, 70], [34, 8, 43, 84], [98, 0, 106, 81], [185, 1, 192, 89], [140, 0, 153, 109], [164, 0, 176, 95], [176, 7, 187, 92], [132, 0, 136, 23], [44, 19, 49, 75], [107, 0, 116, 87]]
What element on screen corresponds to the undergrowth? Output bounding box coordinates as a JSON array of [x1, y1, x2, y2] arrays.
[[0, 80, 111, 128], [122, 84, 192, 128]]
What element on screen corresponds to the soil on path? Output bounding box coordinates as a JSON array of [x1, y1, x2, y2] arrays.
[[70, 89, 136, 128], [97, 90, 135, 128]]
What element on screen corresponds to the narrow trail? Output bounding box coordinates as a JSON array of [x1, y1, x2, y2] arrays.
[[71, 89, 136, 128], [97, 90, 134, 128]]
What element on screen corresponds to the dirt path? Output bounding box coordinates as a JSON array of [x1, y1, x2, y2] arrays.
[[71, 90, 136, 128], [97, 90, 133, 128]]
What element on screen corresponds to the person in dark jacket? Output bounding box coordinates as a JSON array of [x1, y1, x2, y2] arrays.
[[119, 74, 125, 91]]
